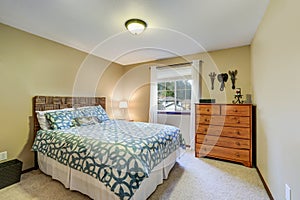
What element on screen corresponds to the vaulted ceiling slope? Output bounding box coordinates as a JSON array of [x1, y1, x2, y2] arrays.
[[0, 0, 269, 65]]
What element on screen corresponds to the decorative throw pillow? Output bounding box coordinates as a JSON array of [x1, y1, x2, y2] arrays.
[[74, 116, 100, 126], [81, 105, 110, 122], [45, 110, 74, 130]]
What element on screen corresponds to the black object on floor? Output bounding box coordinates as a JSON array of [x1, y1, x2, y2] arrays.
[[0, 159, 23, 189]]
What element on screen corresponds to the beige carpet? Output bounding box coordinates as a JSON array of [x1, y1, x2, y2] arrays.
[[0, 151, 270, 200]]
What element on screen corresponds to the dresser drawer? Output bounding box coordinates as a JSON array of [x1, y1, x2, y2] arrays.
[[196, 104, 220, 115], [196, 125, 251, 139], [224, 116, 250, 127], [196, 115, 225, 125], [196, 134, 250, 149], [197, 115, 250, 127], [221, 105, 251, 116], [195, 144, 250, 162]]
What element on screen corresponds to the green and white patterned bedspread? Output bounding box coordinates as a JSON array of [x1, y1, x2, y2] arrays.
[[32, 120, 184, 199]]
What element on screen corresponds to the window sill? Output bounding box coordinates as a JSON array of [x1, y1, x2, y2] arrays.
[[157, 111, 190, 115]]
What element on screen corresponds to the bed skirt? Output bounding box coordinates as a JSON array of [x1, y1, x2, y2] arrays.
[[38, 149, 181, 200]]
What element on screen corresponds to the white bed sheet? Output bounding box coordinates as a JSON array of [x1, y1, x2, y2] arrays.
[[38, 149, 181, 200]]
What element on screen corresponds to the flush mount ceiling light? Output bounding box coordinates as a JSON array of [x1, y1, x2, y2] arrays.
[[125, 18, 147, 35]]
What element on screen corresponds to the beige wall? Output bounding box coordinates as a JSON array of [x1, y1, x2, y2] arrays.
[[0, 23, 123, 170], [121, 46, 251, 122], [251, 0, 300, 199], [115, 63, 151, 121], [97, 61, 124, 118]]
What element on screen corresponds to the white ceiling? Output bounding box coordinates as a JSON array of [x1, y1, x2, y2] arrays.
[[0, 0, 269, 65]]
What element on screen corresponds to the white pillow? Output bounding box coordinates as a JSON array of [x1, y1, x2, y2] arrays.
[[36, 108, 74, 130]]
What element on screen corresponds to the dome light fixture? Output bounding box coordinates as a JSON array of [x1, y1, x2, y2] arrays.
[[125, 18, 147, 35]]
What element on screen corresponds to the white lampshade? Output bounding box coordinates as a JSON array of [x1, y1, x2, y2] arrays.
[[125, 18, 147, 35], [119, 101, 128, 109]]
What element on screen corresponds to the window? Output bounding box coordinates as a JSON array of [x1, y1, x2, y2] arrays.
[[157, 79, 192, 111]]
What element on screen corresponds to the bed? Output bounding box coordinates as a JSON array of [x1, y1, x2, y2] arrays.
[[32, 96, 184, 200]]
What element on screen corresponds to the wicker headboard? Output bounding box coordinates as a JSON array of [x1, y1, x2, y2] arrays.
[[32, 96, 106, 136]]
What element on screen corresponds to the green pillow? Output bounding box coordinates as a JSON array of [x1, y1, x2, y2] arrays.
[[45, 110, 74, 130]]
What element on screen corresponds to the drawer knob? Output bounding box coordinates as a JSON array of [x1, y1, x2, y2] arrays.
[[235, 153, 240, 157], [206, 109, 210, 112], [236, 142, 241, 146], [234, 109, 238, 112], [205, 118, 209, 122], [204, 128, 207, 132], [236, 131, 240, 135]]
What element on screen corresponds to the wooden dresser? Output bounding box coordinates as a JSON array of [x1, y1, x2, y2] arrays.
[[195, 103, 254, 167]]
